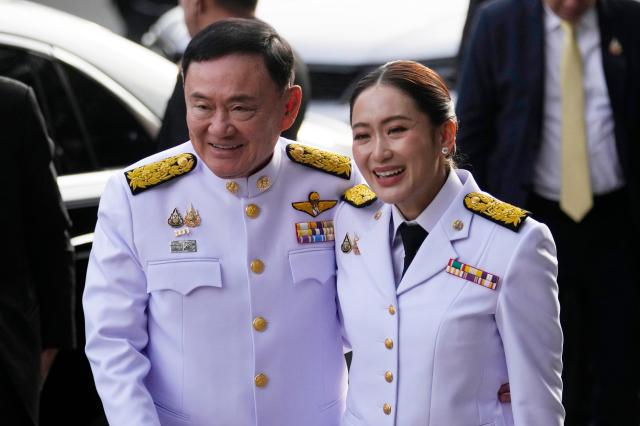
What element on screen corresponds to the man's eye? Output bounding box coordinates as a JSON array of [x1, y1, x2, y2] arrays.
[[230, 106, 256, 120]]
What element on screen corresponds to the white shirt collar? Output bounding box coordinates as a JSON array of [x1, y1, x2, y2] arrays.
[[391, 169, 463, 239], [543, 2, 597, 34]]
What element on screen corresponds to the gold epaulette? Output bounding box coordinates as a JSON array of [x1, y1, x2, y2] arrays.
[[463, 192, 529, 232], [124, 153, 197, 195], [286, 143, 351, 180], [342, 184, 377, 208]]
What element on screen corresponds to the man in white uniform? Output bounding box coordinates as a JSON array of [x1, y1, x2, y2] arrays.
[[83, 19, 355, 425]]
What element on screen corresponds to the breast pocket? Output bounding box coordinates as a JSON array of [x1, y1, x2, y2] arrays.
[[146, 258, 222, 347], [289, 248, 336, 286], [145, 258, 223, 406], [147, 258, 222, 295]]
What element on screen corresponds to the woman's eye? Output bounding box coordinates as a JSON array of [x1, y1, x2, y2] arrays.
[[353, 133, 370, 142], [389, 126, 406, 135]]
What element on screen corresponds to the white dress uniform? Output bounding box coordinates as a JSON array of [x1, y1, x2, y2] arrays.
[[83, 140, 357, 426], [335, 169, 564, 426]]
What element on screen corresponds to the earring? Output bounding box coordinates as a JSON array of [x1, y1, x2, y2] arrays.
[[441, 147, 449, 155]]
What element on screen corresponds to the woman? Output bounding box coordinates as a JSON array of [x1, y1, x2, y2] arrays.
[[334, 61, 564, 425]]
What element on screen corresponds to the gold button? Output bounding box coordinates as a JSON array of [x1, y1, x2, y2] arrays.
[[226, 181, 239, 193], [374, 210, 382, 220], [452, 219, 464, 231], [384, 338, 393, 349], [383, 403, 392, 415], [384, 371, 393, 383], [250, 259, 265, 274], [255, 373, 268, 388], [245, 204, 260, 218], [388, 305, 396, 315], [253, 316, 267, 332], [256, 176, 271, 191]]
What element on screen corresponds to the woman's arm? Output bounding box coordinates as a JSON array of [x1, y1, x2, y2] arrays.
[[496, 222, 565, 425]]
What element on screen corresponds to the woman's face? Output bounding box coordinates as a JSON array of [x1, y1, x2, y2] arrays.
[[351, 84, 453, 220]]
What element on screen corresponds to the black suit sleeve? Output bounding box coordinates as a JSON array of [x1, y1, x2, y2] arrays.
[[455, 6, 498, 187], [20, 86, 76, 350]]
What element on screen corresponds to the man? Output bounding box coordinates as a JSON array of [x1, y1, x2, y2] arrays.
[[84, 19, 354, 425], [0, 76, 76, 425], [456, 0, 640, 424], [155, 0, 310, 151]]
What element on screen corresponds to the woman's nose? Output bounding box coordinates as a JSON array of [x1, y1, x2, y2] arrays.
[[371, 137, 391, 162]]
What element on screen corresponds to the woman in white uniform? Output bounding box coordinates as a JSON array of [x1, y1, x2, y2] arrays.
[[335, 60, 564, 425]]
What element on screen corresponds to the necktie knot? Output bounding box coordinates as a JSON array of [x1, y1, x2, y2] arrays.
[[398, 223, 428, 277]]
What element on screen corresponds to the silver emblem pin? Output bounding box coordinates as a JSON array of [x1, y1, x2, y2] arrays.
[[170, 240, 197, 253]]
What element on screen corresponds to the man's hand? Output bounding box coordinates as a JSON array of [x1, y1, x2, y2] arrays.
[[40, 348, 59, 388], [498, 382, 511, 403]]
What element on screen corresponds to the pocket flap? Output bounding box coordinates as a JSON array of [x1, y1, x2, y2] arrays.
[[289, 248, 336, 285], [147, 258, 222, 295]]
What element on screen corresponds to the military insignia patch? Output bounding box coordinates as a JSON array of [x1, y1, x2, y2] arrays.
[[446, 258, 499, 290], [463, 192, 529, 232], [125, 153, 196, 195], [184, 204, 201, 227], [341, 234, 352, 253], [168, 208, 184, 228], [295, 220, 335, 244], [286, 143, 351, 180], [292, 192, 337, 217], [342, 184, 377, 208]]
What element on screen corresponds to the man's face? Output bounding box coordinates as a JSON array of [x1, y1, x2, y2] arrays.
[[544, 0, 596, 23], [184, 53, 299, 179]]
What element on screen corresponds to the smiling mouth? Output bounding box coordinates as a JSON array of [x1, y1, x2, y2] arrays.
[[374, 167, 405, 178], [210, 143, 242, 150]]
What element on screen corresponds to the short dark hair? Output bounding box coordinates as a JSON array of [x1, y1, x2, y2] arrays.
[[181, 18, 294, 92], [349, 60, 456, 126]]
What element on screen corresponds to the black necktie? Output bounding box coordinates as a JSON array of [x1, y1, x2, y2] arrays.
[[399, 223, 428, 278]]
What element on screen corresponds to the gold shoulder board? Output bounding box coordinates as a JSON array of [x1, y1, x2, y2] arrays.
[[125, 153, 197, 195], [342, 184, 377, 208], [286, 143, 351, 180], [463, 192, 529, 232]]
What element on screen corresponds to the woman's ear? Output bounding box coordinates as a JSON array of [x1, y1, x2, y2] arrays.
[[438, 119, 458, 153]]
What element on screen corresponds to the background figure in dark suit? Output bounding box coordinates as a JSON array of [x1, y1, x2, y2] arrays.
[[456, 0, 640, 424], [0, 76, 76, 425], [155, 0, 310, 152]]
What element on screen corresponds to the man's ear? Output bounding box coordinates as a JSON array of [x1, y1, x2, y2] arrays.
[[280, 85, 302, 132]]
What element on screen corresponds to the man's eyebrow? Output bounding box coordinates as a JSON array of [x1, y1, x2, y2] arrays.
[[188, 93, 258, 103]]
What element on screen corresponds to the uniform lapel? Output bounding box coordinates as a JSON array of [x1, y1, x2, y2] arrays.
[[396, 171, 476, 296], [354, 204, 397, 299], [396, 220, 457, 296]]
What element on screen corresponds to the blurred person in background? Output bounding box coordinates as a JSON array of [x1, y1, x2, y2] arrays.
[[84, 19, 355, 425], [456, 0, 640, 424], [0, 76, 76, 425], [112, 0, 176, 41], [335, 60, 564, 425], [155, 0, 310, 151]]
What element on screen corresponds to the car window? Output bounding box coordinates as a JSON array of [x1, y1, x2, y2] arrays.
[[0, 45, 155, 175]]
